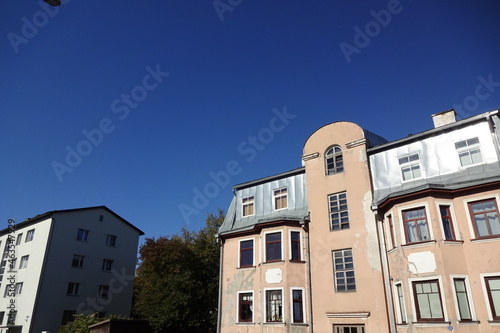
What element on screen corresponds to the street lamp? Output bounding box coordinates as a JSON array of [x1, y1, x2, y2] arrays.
[[44, 0, 61, 6]]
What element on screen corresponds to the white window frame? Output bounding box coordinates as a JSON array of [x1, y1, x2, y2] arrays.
[[25, 229, 35, 242], [449, 274, 476, 321], [408, 276, 449, 323], [290, 287, 306, 324], [328, 191, 349, 231], [463, 194, 500, 240], [273, 187, 288, 211], [262, 230, 283, 263], [398, 152, 423, 182], [238, 237, 255, 268], [241, 195, 255, 218], [480, 272, 500, 321], [397, 202, 434, 245], [332, 248, 356, 292], [455, 137, 484, 168], [288, 229, 303, 261], [435, 201, 460, 241], [384, 210, 397, 249], [15, 234, 22, 246], [263, 287, 284, 323], [393, 281, 407, 324], [236, 290, 254, 323], [19, 255, 29, 269]]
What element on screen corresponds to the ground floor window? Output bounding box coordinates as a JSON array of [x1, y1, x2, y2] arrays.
[[238, 292, 253, 322], [334, 324, 365, 333], [485, 276, 500, 320], [412, 279, 444, 321], [266, 289, 283, 322]]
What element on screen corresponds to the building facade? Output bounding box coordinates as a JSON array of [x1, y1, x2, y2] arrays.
[[218, 109, 500, 333], [0, 206, 143, 333]]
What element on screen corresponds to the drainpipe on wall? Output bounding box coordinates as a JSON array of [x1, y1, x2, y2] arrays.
[[374, 209, 397, 333], [301, 215, 313, 333], [216, 234, 223, 333]]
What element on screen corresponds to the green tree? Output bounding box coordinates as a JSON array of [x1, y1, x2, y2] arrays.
[[133, 210, 224, 333], [58, 313, 128, 333]]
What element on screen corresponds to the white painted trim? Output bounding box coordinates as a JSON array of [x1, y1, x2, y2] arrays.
[[449, 274, 477, 321], [393, 281, 407, 324], [241, 195, 255, 218], [263, 287, 284, 323], [407, 275, 448, 323], [289, 287, 306, 324], [262, 230, 284, 263], [434, 200, 460, 241], [462, 194, 500, 239], [397, 201, 434, 245], [236, 290, 254, 324], [479, 272, 500, 321], [288, 229, 303, 261], [237, 237, 255, 268], [272, 187, 288, 211]]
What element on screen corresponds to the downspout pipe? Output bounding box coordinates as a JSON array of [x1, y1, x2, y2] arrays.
[[373, 207, 397, 333], [301, 215, 313, 333], [216, 234, 223, 333]]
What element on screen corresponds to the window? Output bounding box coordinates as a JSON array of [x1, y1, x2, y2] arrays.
[[290, 231, 301, 261], [387, 214, 396, 248], [333, 249, 355, 292], [468, 199, 500, 238], [105, 234, 117, 247], [0, 311, 4, 325], [72, 254, 85, 268], [325, 145, 344, 175], [61, 310, 76, 325], [453, 278, 472, 321], [396, 283, 407, 323], [291, 289, 304, 323], [402, 207, 430, 243], [274, 188, 288, 210], [25, 229, 35, 242], [333, 325, 365, 333], [242, 196, 254, 217], [14, 283, 22, 296], [102, 259, 113, 272], [485, 276, 500, 320], [239, 239, 253, 268], [15, 234, 22, 246], [329, 192, 349, 231], [412, 279, 444, 321], [238, 292, 253, 322], [399, 153, 422, 181], [77, 229, 89, 242], [98, 285, 110, 299], [67, 282, 80, 296], [265, 290, 283, 322], [3, 283, 22, 297], [439, 205, 456, 240], [265, 232, 282, 262], [8, 259, 16, 272], [19, 255, 29, 269], [99, 214, 104, 222], [455, 137, 482, 167]]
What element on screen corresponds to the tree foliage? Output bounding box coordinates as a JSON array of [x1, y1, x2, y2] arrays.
[[58, 313, 128, 333], [133, 210, 224, 333]]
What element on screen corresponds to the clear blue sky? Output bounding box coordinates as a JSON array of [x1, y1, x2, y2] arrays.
[[1, 0, 500, 240]]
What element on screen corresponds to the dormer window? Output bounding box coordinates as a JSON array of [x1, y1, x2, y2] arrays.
[[273, 188, 288, 210], [455, 137, 483, 167], [398, 153, 422, 181], [325, 146, 344, 175], [242, 196, 255, 217]]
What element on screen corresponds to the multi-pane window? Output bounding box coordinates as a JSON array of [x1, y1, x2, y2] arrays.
[[468, 199, 500, 238], [412, 280, 444, 321], [453, 278, 472, 321], [266, 232, 282, 262], [98, 285, 110, 299], [106, 234, 117, 247], [72, 255, 85, 268], [4, 283, 22, 297], [485, 276, 500, 320], [239, 239, 253, 268], [25, 229, 35, 242], [67, 282, 80, 296], [329, 192, 349, 231], [292, 289, 304, 323], [290, 231, 301, 261], [325, 146, 344, 175], [77, 229, 89, 242], [265, 290, 283, 322], [242, 196, 254, 217], [396, 283, 407, 323], [439, 205, 456, 240], [102, 259, 113, 272], [455, 137, 482, 167], [333, 249, 355, 292], [19, 255, 29, 269], [238, 292, 253, 322], [402, 207, 430, 243], [333, 325, 365, 333], [399, 153, 422, 181], [274, 188, 288, 210]]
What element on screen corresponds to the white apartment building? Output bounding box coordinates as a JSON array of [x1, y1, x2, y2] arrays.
[[0, 206, 143, 333]]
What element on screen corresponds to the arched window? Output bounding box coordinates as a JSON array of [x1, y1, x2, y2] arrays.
[[325, 146, 344, 175]]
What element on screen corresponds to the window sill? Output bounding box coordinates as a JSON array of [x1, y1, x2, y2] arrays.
[[442, 240, 464, 245], [236, 322, 255, 325], [412, 321, 451, 327], [471, 236, 500, 244], [401, 240, 436, 249], [458, 320, 480, 326], [488, 320, 500, 325], [291, 323, 308, 326], [238, 265, 255, 270], [263, 322, 285, 326], [262, 260, 285, 265], [289, 260, 306, 264], [387, 247, 398, 254]]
